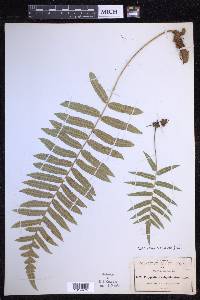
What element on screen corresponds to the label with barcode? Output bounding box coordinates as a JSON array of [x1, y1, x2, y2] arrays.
[[67, 282, 94, 293]]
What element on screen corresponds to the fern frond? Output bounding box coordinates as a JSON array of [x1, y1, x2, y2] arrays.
[[93, 129, 134, 147], [23, 180, 58, 191], [50, 120, 89, 140], [55, 113, 94, 129], [27, 172, 63, 183], [155, 180, 181, 191], [102, 116, 142, 134], [71, 168, 96, 195], [13, 72, 142, 290], [126, 152, 181, 245], [35, 234, 52, 254], [76, 159, 110, 182], [12, 219, 42, 228], [20, 200, 50, 207], [89, 72, 109, 103], [14, 208, 46, 216], [61, 100, 101, 117], [56, 191, 82, 215], [87, 139, 124, 159], [33, 163, 67, 175], [129, 171, 155, 180], [80, 150, 114, 177], [157, 165, 179, 175], [108, 102, 143, 115], [39, 138, 77, 158], [143, 152, 157, 171]]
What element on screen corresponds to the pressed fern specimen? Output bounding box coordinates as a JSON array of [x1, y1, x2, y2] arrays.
[[12, 28, 189, 290], [126, 119, 181, 245], [12, 72, 142, 290]]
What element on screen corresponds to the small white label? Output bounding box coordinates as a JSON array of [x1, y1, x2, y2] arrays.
[[98, 5, 123, 19], [133, 257, 195, 294], [67, 282, 95, 293]]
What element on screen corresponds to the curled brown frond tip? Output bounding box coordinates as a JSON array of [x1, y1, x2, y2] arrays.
[[147, 118, 169, 129], [172, 28, 189, 64]]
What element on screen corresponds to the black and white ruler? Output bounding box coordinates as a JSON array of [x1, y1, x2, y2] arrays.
[[28, 5, 124, 20]]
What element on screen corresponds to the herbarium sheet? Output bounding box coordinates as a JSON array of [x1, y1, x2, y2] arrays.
[[5, 23, 195, 295]]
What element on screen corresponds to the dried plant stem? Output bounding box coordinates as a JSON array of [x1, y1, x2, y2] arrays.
[[153, 128, 158, 170], [148, 128, 157, 243], [110, 30, 173, 97]]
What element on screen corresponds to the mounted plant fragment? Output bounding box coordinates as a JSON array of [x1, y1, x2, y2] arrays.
[[126, 119, 181, 245], [12, 73, 142, 290], [12, 27, 189, 291]]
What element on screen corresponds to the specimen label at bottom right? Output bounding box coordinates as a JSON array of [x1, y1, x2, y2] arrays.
[[134, 257, 195, 294]]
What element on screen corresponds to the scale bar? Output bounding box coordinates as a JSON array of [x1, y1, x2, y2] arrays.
[[28, 5, 123, 19]]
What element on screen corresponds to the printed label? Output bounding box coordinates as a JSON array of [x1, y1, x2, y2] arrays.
[[133, 257, 195, 293], [98, 5, 123, 19]]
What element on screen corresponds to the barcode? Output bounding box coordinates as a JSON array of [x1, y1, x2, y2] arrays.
[[73, 282, 89, 291], [67, 282, 94, 293]]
